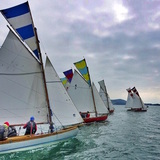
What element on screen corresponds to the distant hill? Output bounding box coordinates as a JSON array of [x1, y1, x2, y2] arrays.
[[111, 99, 126, 105], [111, 99, 160, 106]]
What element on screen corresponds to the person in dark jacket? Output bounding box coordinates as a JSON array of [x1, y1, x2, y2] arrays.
[[23, 116, 37, 135], [0, 122, 9, 140]]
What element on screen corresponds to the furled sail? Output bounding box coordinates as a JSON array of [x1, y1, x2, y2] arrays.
[[1, 2, 39, 59], [74, 59, 91, 86], [0, 30, 48, 125], [45, 56, 83, 126]]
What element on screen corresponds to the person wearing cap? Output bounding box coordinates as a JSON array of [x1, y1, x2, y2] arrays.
[[0, 122, 9, 140], [23, 116, 37, 135]]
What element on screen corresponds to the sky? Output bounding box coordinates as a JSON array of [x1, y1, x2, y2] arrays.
[[0, 0, 160, 103]]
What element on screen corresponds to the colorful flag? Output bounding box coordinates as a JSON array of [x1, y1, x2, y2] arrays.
[[63, 69, 73, 83], [74, 59, 91, 86], [60, 77, 67, 86], [1, 2, 39, 59]]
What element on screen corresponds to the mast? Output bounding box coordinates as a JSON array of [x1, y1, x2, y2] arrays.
[[28, 3, 53, 128], [84, 59, 98, 117]]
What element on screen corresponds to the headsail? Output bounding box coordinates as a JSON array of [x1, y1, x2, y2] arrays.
[[0, 29, 48, 125], [45, 56, 83, 126], [74, 59, 91, 86], [1, 2, 39, 59]]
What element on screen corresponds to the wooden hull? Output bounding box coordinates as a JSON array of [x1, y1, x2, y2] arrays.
[[0, 126, 78, 154], [83, 115, 108, 123], [127, 108, 147, 112]]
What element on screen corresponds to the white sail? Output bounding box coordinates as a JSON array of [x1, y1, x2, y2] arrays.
[[0, 30, 48, 125], [92, 82, 109, 114], [132, 92, 143, 109], [45, 57, 83, 126], [67, 70, 95, 113], [98, 80, 114, 111], [125, 88, 133, 108]]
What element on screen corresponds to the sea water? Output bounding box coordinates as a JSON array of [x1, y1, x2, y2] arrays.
[[0, 105, 160, 160]]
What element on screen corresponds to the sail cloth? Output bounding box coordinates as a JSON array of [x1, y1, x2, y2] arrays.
[[125, 88, 133, 108], [61, 77, 68, 86], [1, 2, 39, 59], [74, 59, 91, 86], [98, 80, 114, 111], [0, 30, 48, 125], [45, 56, 83, 126], [63, 69, 73, 83]]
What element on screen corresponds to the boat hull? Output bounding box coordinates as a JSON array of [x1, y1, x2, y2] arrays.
[[127, 108, 147, 112], [0, 126, 78, 154], [83, 115, 108, 123], [109, 110, 114, 114]]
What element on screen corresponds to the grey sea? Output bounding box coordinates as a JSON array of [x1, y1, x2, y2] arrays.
[[0, 105, 160, 160]]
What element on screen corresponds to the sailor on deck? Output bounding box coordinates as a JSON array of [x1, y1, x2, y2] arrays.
[[23, 116, 37, 135]]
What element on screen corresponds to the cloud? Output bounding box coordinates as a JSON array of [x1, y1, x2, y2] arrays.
[[0, 0, 160, 103]]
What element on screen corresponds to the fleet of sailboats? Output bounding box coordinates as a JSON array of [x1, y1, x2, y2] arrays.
[[0, 1, 149, 155], [98, 80, 115, 114], [125, 87, 147, 112], [66, 59, 109, 123]]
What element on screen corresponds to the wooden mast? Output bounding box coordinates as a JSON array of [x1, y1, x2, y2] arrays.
[[84, 59, 98, 117], [28, 2, 53, 131]]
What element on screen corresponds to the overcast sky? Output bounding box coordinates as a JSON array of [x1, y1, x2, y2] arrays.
[[0, 0, 160, 103]]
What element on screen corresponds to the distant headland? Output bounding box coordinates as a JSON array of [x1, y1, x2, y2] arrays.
[[111, 99, 160, 106]]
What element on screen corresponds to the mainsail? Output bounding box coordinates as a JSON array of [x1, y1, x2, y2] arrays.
[[0, 29, 48, 125], [1, 2, 39, 59], [125, 88, 133, 108], [45, 56, 83, 126]]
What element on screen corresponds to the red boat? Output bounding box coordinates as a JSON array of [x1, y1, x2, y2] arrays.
[[83, 114, 108, 123]]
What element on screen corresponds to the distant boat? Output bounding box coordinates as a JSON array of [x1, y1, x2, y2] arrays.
[[67, 59, 109, 123], [0, 2, 79, 154], [98, 80, 115, 114], [125, 87, 147, 112]]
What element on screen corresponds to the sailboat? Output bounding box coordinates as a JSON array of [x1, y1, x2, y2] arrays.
[[125, 87, 147, 112], [98, 80, 115, 114], [67, 59, 109, 123], [0, 2, 80, 154]]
